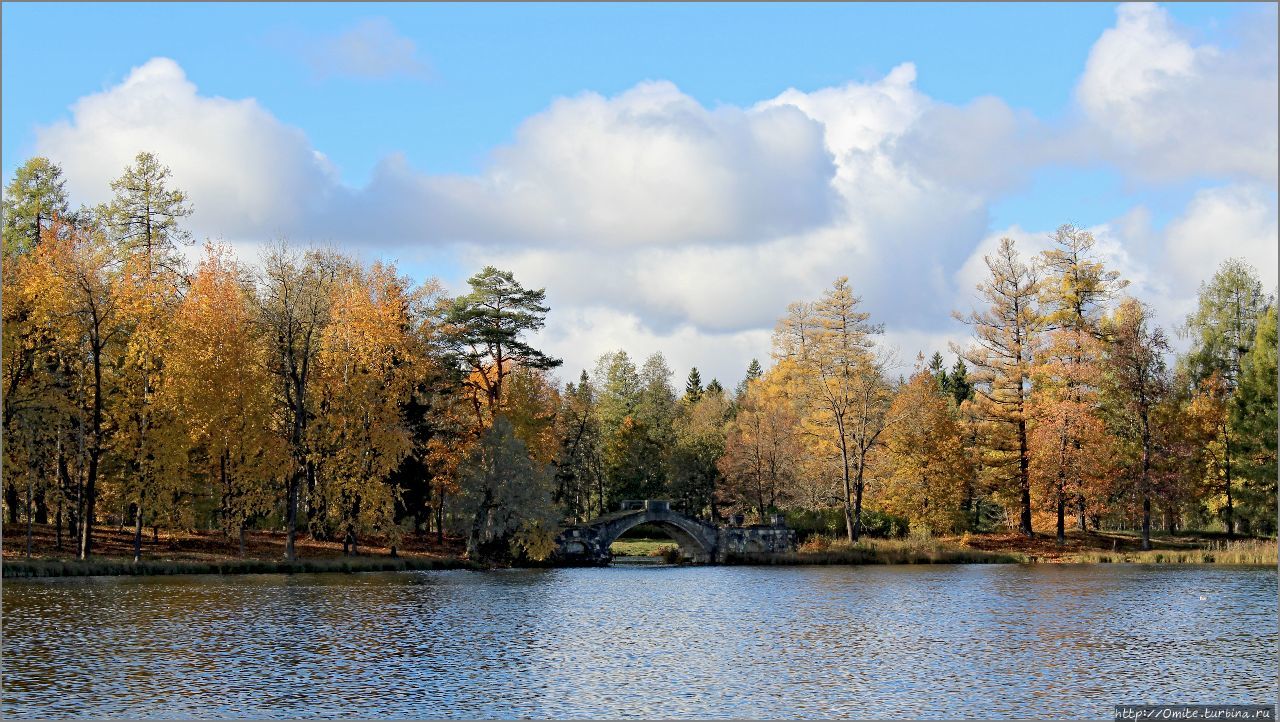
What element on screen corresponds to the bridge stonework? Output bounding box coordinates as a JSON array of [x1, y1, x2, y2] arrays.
[[553, 500, 797, 566]]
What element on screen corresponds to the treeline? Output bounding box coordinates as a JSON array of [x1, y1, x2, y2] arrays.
[[2, 154, 1276, 563]]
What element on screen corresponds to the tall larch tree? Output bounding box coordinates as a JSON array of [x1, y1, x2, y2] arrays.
[[776, 277, 890, 541], [1035, 224, 1127, 539], [106, 151, 192, 276], [955, 237, 1043, 537]]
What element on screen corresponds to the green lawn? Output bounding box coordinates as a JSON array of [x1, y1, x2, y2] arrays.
[[610, 538, 678, 557]]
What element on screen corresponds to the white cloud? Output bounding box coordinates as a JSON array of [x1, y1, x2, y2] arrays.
[[304, 18, 429, 80], [398, 81, 839, 248], [35, 58, 337, 241], [1162, 184, 1278, 291], [1076, 2, 1278, 183]]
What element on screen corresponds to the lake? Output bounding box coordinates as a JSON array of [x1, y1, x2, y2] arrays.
[[3, 564, 1275, 719]]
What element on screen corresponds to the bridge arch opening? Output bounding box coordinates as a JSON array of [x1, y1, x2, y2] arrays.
[[609, 520, 709, 563]]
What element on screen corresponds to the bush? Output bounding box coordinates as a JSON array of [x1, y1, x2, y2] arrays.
[[799, 535, 833, 552], [858, 509, 910, 539]]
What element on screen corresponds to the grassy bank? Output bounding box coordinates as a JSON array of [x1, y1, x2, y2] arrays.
[[729, 538, 1026, 566], [1067, 539, 1276, 565], [3, 555, 482, 579], [730, 532, 1277, 567]]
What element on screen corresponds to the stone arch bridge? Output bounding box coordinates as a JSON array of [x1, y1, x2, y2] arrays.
[[554, 500, 796, 565]]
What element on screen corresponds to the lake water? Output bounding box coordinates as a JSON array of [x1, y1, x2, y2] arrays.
[[3, 564, 1276, 719]]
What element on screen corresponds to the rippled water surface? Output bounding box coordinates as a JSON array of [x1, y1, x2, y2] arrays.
[[3, 564, 1275, 718]]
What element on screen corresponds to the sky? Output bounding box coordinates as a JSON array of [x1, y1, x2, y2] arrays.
[[3, 2, 1277, 387]]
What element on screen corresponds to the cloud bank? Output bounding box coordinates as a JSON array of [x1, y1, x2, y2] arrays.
[[32, 4, 1278, 384]]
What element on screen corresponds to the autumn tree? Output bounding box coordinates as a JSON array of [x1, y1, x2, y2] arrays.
[[255, 244, 347, 561], [164, 244, 284, 554], [309, 263, 421, 555], [1099, 299, 1170, 549], [776, 277, 893, 541], [504, 365, 562, 468], [955, 237, 1043, 537], [876, 365, 972, 534], [1035, 225, 1127, 539], [2, 160, 73, 528], [22, 219, 122, 559], [719, 369, 801, 522]]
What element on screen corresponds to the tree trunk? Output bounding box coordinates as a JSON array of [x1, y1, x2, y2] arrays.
[[4, 483, 18, 524], [285, 469, 300, 562], [1141, 496, 1151, 551], [852, 473, 866, 541], [1017, 418, 1032, 537], [1223, 423, 1235, 537], [133, 497, 144, 563], [238, 522, 246, 558], [80, 338, 104, 561], [34, 487, 48, 524], [436, 491, 446, 545], [1141, 414, 1152, 551], [840, 441, 855, 543], [1056, 487, 1065, 546], [25, 477, 33, 559], [56, 502, 63, 551], [1076, 495, 1087, 532]]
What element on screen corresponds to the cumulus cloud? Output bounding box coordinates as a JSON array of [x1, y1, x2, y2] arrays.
[[372, 81, 840, 248], [303, 18, 430, 80], [1161, 185, 1278, 291], [35, 58, 337, 240], [26, 2, 1279, 383], [1076, 2, 1278, 183]]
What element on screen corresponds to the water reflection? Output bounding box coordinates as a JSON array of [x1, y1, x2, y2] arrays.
[[3, 565, 1275, 718]]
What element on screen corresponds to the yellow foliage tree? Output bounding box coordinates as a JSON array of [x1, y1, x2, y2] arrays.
[[875, 365, 972, 535]]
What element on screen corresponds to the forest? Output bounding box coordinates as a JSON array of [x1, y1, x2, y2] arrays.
[[3, 152, 1276, 564]]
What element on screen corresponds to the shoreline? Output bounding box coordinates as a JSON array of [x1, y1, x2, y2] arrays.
[[2, 555, 483, 579], [6, 546, 1274, 578]]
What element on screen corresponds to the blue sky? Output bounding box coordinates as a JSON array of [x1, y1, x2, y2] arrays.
[[2, 2, 1276, 383]]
